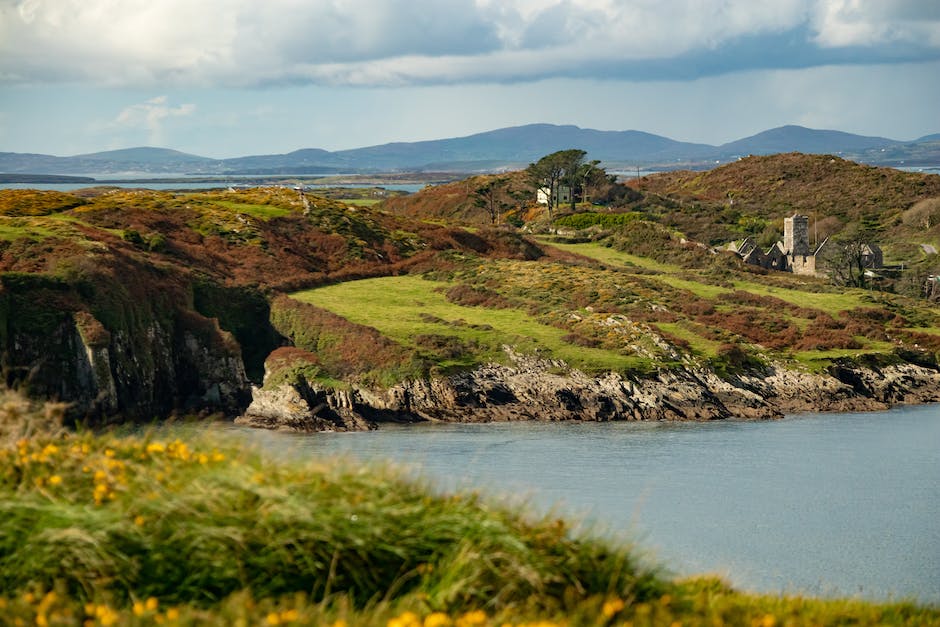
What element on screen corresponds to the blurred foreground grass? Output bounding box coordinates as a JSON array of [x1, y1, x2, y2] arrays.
[[1, 391, 937, 626]]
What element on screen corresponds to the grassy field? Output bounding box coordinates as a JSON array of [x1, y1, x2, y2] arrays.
[[205, 200, 295, 220], [539, 239, 682, 273], [292, 275, 650, 373], [2, 392, 938, 626]]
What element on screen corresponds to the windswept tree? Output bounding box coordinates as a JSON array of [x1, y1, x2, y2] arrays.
[[473, 178, 509, 225], [825, 224, 881, 288], [574, 159, 616, 208], [527, 149, 586, 218]]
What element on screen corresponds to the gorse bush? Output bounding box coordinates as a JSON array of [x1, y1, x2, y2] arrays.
[[553, 212, 645, 230]]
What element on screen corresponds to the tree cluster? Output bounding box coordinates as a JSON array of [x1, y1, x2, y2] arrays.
[[525, 149, 614, 218]]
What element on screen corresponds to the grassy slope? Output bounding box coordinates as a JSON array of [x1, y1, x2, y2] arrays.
[[291, 229, 940, 382], [2, 394, 937, 626], [292, 275, 649, 374]]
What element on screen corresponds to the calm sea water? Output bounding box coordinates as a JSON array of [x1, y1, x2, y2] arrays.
[[0, 182, 426, 193], [224, 405, 940, 604]]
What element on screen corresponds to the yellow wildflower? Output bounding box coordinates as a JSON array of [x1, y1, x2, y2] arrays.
[[146, 597, 159, 611], [455, 610, 487, 627], [424, 612, 452, 627], [166, 608, 180, 620], [602, 598, 625, 618], [48, 475, 62, 486], [760, 615, 776, 627], [133, 601, 146, 616], [146, 442, 165, 454], [266, 612, 282, 626], [280, 608, 299, 622], [134, 515, 146, 526], [388, 611, 421, 627]]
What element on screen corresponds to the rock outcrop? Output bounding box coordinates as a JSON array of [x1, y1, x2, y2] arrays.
[[238, 347, 940, 431], [0, 276, 251, 423]]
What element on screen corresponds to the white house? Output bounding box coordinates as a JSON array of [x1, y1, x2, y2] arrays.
[[536, 185, 572, 205]]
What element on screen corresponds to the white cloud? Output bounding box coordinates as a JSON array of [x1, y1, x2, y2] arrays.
[[0, 0, 937, 88], [812, 0, 940, 48], [110, 96, 196, 145]]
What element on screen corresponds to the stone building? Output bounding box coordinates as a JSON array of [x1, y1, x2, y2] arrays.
[[729, 214, 882, 277]]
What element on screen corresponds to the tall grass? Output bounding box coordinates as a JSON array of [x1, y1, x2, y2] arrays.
[[2, 392, 938, 625]]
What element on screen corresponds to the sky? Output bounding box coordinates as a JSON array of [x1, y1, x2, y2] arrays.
[[1, 0, 939, 158]]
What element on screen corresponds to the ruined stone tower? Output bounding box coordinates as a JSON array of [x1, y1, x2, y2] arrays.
[[784, 214, 810, 256]]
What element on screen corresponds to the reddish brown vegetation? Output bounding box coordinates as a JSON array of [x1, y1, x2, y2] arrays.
[[269, 295, 417, 383], [444, 284, 514, 309]]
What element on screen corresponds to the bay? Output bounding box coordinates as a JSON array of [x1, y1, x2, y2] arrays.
[[226, 404, 940, 604], [0, 182, 426, 193]]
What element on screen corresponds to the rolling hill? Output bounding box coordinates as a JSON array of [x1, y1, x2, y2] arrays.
[[2, 124, 938, 176]]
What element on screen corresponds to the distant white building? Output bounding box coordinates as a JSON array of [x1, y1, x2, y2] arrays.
[[536, 185, 571, 206]]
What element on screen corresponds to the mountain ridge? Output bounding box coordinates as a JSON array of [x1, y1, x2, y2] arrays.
[[1, 124, 937, 175]]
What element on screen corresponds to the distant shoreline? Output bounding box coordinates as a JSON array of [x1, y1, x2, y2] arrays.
[[0, 172, 460, 187], [0, 173, 95, 184]]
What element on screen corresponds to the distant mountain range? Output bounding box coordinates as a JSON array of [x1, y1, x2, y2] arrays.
[[2, 124, 938, 177]]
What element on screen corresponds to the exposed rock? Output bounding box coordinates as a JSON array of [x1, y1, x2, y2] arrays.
[[237, 379, 374, 432], [238, 347, 940, 432]]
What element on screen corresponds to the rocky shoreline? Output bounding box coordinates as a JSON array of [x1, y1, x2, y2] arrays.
[[236, 348, 940, 431]]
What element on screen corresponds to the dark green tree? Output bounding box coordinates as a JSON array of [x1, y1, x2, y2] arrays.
[[527, 149, 587, 218]]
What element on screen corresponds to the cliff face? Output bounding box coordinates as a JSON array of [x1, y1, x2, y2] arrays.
[[0, 273, 252, 424], [237, 348, 940, 431]]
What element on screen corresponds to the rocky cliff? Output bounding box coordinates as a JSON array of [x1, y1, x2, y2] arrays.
[[237, 347, 940, 431], [0, 273, 252, 423]]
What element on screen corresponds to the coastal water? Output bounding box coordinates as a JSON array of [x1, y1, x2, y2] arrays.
[[0, 181, 427, 193], [229, 405, 940, 605]]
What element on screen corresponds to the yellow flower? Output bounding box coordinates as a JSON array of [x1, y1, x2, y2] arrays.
[[388, 611, 421, 627], [146, 597, 159, 611], [133, 601, 146, 616], [280, 608, 299, 622], [602, 598, 625, 618], [424, 612, 452, 627], [48, 475, 62, 486], [760, 615, 776, 627], [265, 612, 282, 626], [455, 610, 487, 627], [331, 621, 347, 627], [134, 515, 146, 526], [166, 608, 180, 621], [146, 442, 165, 454]]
